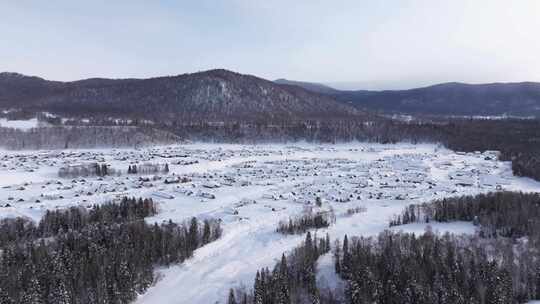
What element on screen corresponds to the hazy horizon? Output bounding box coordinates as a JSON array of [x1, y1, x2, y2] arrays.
[[2, 1, 540, 90]]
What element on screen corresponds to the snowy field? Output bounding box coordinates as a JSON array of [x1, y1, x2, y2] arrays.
[[0, 117, 41, 130], [1, 143, 539, 303]]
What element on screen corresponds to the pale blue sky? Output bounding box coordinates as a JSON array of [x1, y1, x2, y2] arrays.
[[1, 1, 539, 89]]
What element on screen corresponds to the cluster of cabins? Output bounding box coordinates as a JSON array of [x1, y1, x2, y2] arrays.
[[0, 147, 511, 212]]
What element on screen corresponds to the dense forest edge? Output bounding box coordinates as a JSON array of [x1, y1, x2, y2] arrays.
[[230, 191, 540, 304], [0, 197, 222, 304]]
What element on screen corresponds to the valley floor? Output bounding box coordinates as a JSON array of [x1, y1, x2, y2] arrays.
[[1, 143, 539, 303]]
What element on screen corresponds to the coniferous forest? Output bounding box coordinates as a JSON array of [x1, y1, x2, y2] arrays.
[[276, 210, 335, 235], [346, 192, 540, 303], [335, 231, 522, 304], [229, 232, 332, 304], [391, 191, 540, 238], [230, 191, 540, 304], [0, 197, 222, 304]]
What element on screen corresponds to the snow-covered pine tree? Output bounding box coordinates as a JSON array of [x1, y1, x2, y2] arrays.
[[19, 275, 43, 304], [0, 286, 15, 304], [253, 271, 264, 304], [227, 288, 237, 304], [277, 254, 291, 304]]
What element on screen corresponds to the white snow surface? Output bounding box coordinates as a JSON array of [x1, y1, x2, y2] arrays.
[[0, 117, 40, 130], [0, 142, 539, 304]]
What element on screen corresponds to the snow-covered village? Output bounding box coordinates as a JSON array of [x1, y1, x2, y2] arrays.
[[1, 143, 539, 303], [3, 2, 540, 303]]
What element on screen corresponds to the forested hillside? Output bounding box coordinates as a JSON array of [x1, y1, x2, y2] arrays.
[[0, 197, 222, 304], [0, 70, 360, 121]]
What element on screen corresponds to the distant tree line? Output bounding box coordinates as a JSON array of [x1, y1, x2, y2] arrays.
[[58, 162, 171, 178], [390, 191, 540, 239], [58, 163, 113, 178], [439, 119, 540, 182], [0, 109, 36, 121], [229, 232, 331, 304], [0, 197, 222, 304], [127, 163, 169, 175], [511, 153, 540, 182], [276, 210, 335, 235], [0, 125, 180, 150]]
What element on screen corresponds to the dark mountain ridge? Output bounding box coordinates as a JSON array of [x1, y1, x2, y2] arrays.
[[5, 69, 539, 119], [0, 69, 360, 121], [274, 78, 338, 94], [274, 78, 540, 117]]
